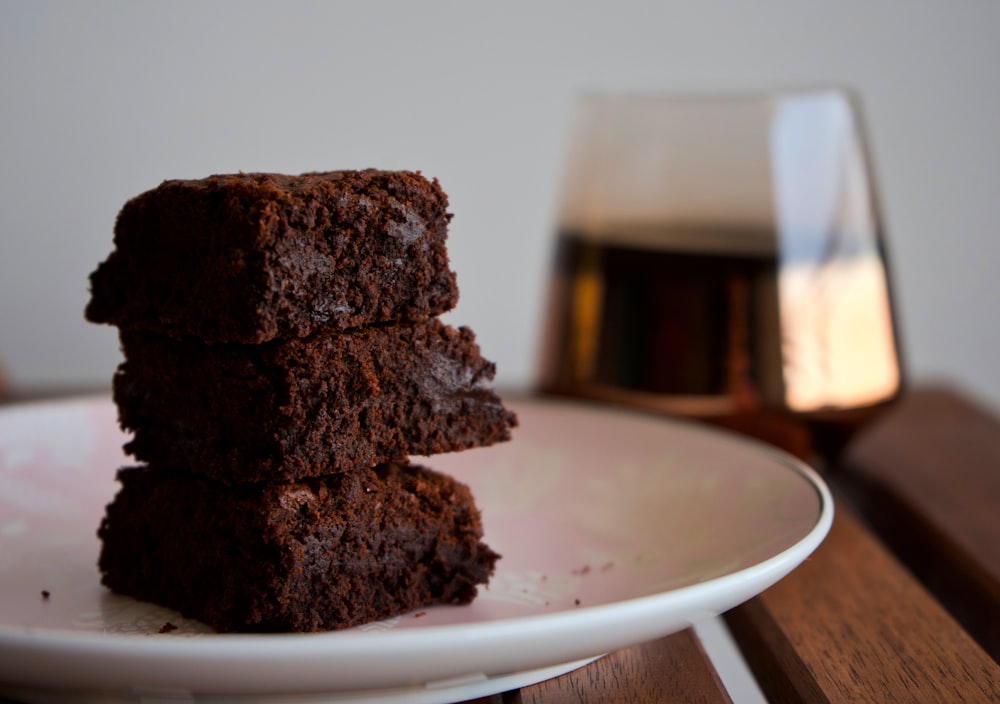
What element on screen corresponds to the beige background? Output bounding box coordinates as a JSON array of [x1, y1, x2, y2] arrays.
[[2, 1, 998, 411]]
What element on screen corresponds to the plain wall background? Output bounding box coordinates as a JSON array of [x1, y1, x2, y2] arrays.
[[2, 1, 999, 412]]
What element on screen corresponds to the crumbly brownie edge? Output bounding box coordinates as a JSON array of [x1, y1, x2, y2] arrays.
[[114, 319, 518, 483], [85, 170, 459, 342], [97, 461, 501, 633]]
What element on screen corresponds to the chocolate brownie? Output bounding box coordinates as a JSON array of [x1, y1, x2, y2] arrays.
[[97, 461, 500, 633], [85, 170, 459, 343], [114, 318, 518, 484]]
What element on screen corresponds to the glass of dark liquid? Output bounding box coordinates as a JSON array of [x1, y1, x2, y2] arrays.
[[537, 89, 903, 463]]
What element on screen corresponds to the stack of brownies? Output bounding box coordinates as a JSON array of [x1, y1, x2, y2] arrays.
[[85, 170, 517, 632]]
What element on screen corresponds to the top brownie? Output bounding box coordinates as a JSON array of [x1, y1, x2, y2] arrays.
[[85, 170, 459, 343]]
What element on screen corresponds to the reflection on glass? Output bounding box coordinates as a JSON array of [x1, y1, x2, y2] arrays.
[[770, 91, 899, 412], [538, 89, 901, 428]]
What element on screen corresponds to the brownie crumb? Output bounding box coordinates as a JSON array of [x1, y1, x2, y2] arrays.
[[574, 598, 581, 606], [40, 590, 50, 600], [158, 622, 178, 633], [572, 565, 592, 576], [414, 611, 427, 618]]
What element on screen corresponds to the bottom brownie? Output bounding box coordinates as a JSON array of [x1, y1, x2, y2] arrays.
[[97, 462, 500, 633]]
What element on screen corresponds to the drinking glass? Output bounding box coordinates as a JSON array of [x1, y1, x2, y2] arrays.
[[537, 88, 903, 462]]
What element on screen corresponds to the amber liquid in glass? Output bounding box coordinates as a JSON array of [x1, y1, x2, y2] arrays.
[[538, 224, 902, 458], [540, 226, 781, 413]]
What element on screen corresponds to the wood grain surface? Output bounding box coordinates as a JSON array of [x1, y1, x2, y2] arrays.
[[725, 501, 998, 703], [511, 628, 731, 704], [837, 386, 1000, 659]]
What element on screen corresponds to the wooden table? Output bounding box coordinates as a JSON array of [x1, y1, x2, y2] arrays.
[[463, 386, 1000, 703], [0, 385, 995, 702]]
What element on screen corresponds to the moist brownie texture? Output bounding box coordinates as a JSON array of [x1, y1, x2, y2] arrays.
[[98, 462, 500, 633], [85, 170, 459, 343], [114, 318, 518, 484], [89, 169, 511, 632]]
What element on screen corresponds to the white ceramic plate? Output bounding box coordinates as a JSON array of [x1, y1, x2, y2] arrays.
[[0, 395, 831, 704]]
